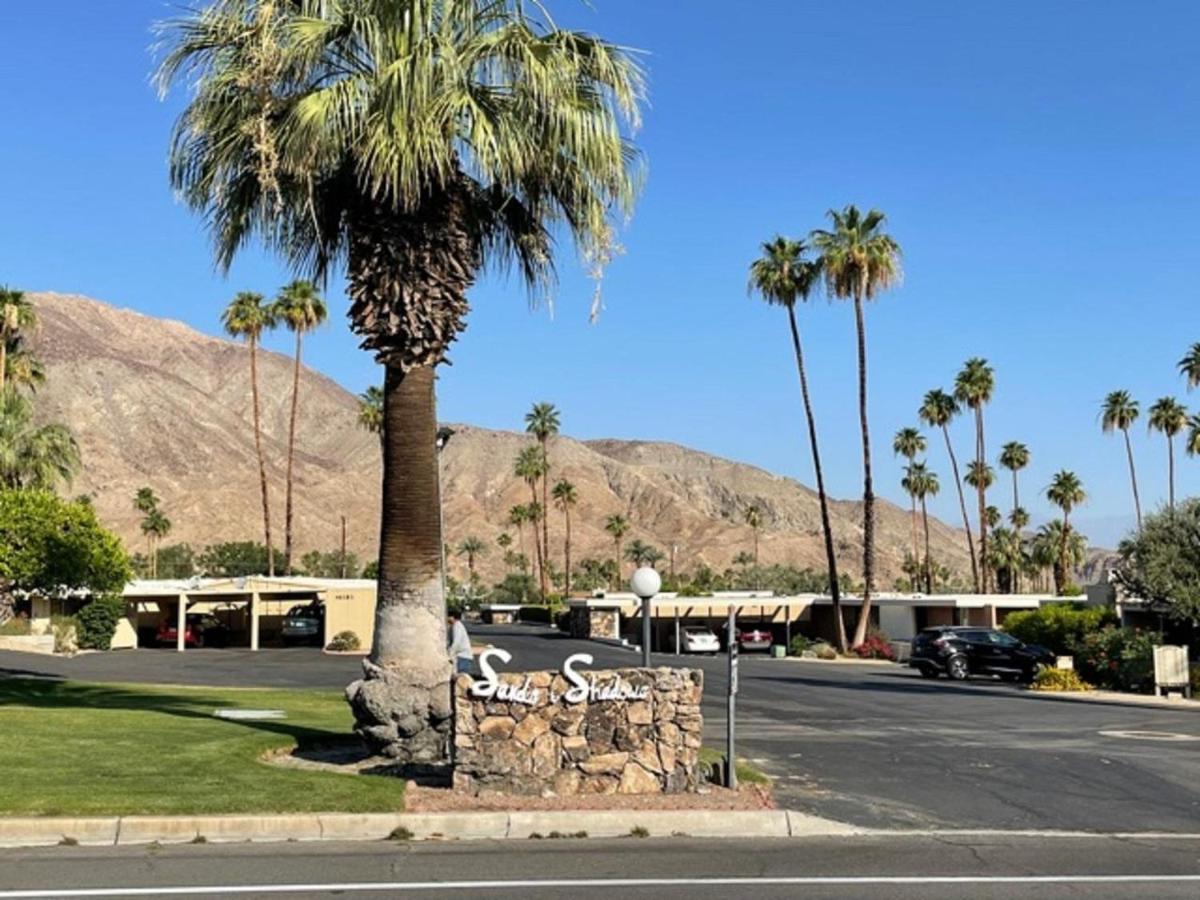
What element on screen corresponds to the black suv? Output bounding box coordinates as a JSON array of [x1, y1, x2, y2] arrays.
[[909, 626, 1054, 682]]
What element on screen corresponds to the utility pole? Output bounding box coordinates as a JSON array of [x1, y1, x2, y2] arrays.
[[339, 515, 348, 578]]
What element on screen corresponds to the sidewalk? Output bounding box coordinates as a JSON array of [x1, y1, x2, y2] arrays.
[[0, 809, 856, 848], [1022, 687, 1200, 711]]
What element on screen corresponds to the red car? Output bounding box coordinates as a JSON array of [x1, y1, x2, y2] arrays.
[[156, 613, 230, 648], [723, 623, 774, 652]]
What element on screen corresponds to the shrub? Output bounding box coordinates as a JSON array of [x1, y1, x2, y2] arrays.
[[1003, 604, 1117, 656], [0, 615, 31, 636], [326, 630, 361, 652], [788, 635, 810, 656], [1072, 626, 1156, 693], [853, 635, 895, 660], [76, 595, 125, 650], [50, 615, 78, 655], [1032, 667, 1092, 692], [814, 643, 837, 661]]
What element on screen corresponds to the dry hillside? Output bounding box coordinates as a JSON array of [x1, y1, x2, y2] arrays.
[[27, 292, 977, 584]]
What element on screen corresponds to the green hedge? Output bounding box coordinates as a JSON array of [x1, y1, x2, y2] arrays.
[[1003, 603, 1117, 656], [76, 595, 125, 651]]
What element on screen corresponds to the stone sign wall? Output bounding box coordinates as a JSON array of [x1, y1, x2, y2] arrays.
[[452, 665, 703, 796]]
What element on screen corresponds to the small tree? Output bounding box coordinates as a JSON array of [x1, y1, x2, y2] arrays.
[[1116, 500, 1200, 625]]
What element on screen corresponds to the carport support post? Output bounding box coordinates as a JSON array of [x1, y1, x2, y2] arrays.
[[726, 605, 738, 791], [176, 594, 186, 653], [674, 609, 680, 656], [785, 604, 791, 653], [250, 592, 260, 651]]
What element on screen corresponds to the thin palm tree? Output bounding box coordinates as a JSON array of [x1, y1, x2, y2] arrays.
[[1034, 519, 1085, 597], [514, 445, 549, 599], [1008, 506, 1030, 592], [1147, 397, 1187, 509], [749, 236, 847, 650], [356, 386, 384, 438], [954, 358, 995, 592], [998, 441, 1030, 518], [744, 504, 762, 567], [893, 427, 926, 566], [0, 288, 36, 396], [1046, 470, 1086, 596], [0, 390, 80, 491], [496, 531, 513, 572], [525, 402, 560, 596], [908, 463, 939, 594], [963, 460, 996, 584], [624, 539, 657, 568], [604, 513, 630, 590], [221, 291, 277, 576], [919, 389, 979, 591], [133, 487, 161, 571], [273, 280, 328, 573], [1100, 390, 1142, 530], [141, 508, 172, 579], [159, 0, 644, 759], [811, 206, 902, 647], [552, 479, 578, 599], [455, 536, 486, 584], [507, 504, 530, 574]]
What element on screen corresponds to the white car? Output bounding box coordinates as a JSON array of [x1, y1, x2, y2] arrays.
[[682, 626, 720, 654]]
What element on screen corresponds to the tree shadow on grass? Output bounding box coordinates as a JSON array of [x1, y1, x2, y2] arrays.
[[0, 677, 352, 751]]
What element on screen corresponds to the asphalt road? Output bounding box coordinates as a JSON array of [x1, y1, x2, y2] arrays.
[[3, 623, 1199, 831], [2, 835, 1200, 899]]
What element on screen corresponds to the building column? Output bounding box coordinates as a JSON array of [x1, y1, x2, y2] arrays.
[[250, 592, 260, 651], [177, 594, 187, 653], [785, 604, 791, 652]]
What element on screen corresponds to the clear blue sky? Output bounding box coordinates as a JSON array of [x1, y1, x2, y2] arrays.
[[2, 1, 1198, 547]]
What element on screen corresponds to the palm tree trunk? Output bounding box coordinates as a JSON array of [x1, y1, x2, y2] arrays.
[[248, 337, 275, 576], [528, 482, 545, 598], [539, 438, 550, 599], [612, 538, 621, 590], [1167, 436, 1176, 510], [282, 329, 304, 574], [851, 292, 875, 649], [347, 364, 452, 762], [0, 337, 7, 395], [941, 426, 979, 591], [1058, 513, 1070, 596], [975, 408, 987, 594], [1123, 427, 1142, 529], [563, 506, 572, 599], [786, 307, 847, 652], [909, 491, 918, 577], [921, 495, 933, 594]]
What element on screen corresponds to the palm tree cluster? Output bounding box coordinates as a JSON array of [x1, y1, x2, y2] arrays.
[[132, 487, 172, 578], [221, 282, 328, 577], [0, 287, 80, 492], [749, 206, 901, 649]]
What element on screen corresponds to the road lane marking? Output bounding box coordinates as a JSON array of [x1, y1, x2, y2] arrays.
[[4, 875, 1200, 896], [1098, 730, 1200, 742]]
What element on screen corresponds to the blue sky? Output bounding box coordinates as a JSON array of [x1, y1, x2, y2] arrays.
[[2, 1, 1198, 547]]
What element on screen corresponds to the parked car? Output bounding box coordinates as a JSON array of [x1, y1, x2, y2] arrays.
[[681, 626, 720, 654], [156, 613, 231, 648], [282, 602, 325, 645], [909, 626, 1054, 682], [724, 625, 773, 652]]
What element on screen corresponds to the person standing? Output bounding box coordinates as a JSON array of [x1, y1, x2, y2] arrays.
[[447, 610, 473, 675]]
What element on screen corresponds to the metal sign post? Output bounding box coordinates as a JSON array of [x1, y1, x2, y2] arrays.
[[726, 605, 738, 791]]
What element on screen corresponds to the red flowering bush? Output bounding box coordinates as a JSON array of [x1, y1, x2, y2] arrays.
[[853, 635, 895, 660]]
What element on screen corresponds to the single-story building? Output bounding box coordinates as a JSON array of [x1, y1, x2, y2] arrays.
[[27, 576, 378, 651], [567, 590, 1075, 653]]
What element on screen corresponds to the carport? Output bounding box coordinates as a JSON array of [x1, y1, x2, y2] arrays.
[[122, 577, 327, 651]]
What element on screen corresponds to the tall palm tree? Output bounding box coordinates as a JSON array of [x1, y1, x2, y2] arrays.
[[525, 402, 560, 593], [159, 0, 644, 761], [1046, 470, 1086, 596], [954, 358, 995, 592], [514, 445, 548, 599], [141, 508, 172, 579], [811, 206, 902, 647], [986, 526, 1022, 594], [1179, 342, 1200, 390], [133, 487, 161, 570], [0, 390, 80, 491], [1186, 414, 1200, 469], [1008, 506, 1030, 592], [744, 503, 762, 567], [273, 280, 328, 573], [0, 288, 36, 396], [998, 441, 1030, 518], [624, 539, 657, 568], [964, 460, 996, 586], [455, 536, 486, 584], [1033, 520, 1085, 597], [604, 513, 630, 590], [749, 236, 847, 650], [1147, 397, 1187, 509], [919, 389, 979, 592], [1100, 390, 1142, 530], [507, 504, 530, 573], [906, 462, 939, 594], [221, 291, 277, 576], [496, 531, 513, 572], [893, 427, 926, 566], [356, 386, 384, 438], [552, 479, 578, 599]]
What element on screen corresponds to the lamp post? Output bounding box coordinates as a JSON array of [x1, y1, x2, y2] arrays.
[[630, 566, 661, 669]]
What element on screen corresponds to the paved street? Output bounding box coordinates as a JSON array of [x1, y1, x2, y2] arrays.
[[3, 623, 1199, 831], [2, 835, 1200, 898]]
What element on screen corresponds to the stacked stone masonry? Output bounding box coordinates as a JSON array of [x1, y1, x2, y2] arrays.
[[452, 666, 703, 795]]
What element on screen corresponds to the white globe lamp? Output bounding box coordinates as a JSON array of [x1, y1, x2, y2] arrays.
[[630, 567, 661, 667]]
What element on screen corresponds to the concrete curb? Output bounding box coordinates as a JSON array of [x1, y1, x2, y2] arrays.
[[0, 809, 850, 847]]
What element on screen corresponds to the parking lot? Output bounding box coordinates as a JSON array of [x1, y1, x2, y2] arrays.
[[3, 622, 1198, 832]]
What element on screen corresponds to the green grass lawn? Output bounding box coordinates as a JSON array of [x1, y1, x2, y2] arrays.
[[0, 678, 405, 817]]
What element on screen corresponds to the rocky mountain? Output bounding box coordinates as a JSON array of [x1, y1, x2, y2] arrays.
[[26, 292, 977, 584]]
